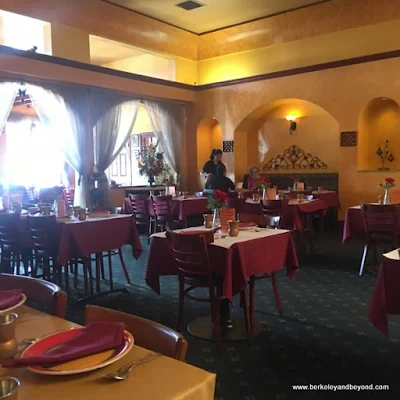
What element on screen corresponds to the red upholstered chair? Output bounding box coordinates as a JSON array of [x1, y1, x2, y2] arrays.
[[166, 228, 250, 355], [359, 204, 400, 276], [85, 305, 188, 361], [0, 273, 67, 318], [129, 194, 153, 244]]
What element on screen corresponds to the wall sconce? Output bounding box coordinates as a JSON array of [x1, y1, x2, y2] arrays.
[[286, 115, 297, 135]]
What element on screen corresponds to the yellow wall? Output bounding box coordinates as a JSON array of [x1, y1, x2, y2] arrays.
[[195, 57, 400, 218], [358, 98, 400, 171], [197, 20, 400, 84], [132, 106, 153, 134], [51, 23, 90, 63], [103, 53, 175, 81]]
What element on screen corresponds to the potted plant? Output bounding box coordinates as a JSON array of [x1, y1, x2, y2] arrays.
[[138, 142, 163, 186]]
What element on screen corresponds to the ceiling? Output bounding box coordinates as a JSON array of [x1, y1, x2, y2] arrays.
[[104, 0, 330, 34], [89, 35, 145, 65]]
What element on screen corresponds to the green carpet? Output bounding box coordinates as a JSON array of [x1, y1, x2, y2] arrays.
[[64, 232, 400, 400]]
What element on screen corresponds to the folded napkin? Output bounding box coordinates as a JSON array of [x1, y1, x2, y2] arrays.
[[0, 289, 23, 310], [3, 322, 125, 368]]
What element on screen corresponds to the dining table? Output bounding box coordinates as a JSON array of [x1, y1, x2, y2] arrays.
[[18, 213, 143, 265], [0, 305, 216, 400], [147, 226, 299, 341], [368, 249, 400, 336]]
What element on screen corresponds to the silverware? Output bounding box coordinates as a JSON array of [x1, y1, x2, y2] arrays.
[[102, 353, 162, 381]]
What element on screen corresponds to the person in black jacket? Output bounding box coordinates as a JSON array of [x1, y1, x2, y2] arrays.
[[201, 149, 224, 176], [206, 164, 235, 193]]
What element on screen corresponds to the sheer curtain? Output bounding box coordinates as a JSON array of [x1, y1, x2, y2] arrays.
[[27, 84, 91, 207], [0, 82, 18, 133], [143, 100, 183, 186], [93, 97, 139, 205], [93, 97, 139, 173]]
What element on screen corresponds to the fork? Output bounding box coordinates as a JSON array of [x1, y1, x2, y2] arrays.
[[102, 353, 162, 381]]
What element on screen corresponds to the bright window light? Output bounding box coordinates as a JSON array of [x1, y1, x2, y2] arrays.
[[0, 10, 51, 54]]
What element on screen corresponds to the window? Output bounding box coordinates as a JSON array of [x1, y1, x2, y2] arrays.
[[0, 10, 51, 54]]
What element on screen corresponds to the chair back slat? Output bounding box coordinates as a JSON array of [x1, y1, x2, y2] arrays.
[[261, 199, 289, 216], [166, 229, 214, 277], [151, 195, 172, 217], [264, 215, 281, 229], [28, 215, 59, 253], [129, 194, 149, 216], [0, 213, 19, 248], [361, 204, 399, 233]]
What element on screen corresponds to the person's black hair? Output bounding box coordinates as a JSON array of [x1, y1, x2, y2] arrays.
[[209, 149, 223, 160], [216, 164, 226, 176]]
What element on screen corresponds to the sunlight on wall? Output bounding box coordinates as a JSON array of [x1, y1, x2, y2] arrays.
[[0, 10, 51, 54]]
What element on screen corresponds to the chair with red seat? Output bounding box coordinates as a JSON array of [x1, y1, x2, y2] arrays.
[[166, 228, 250, 354], [359, 204, 400, 276]]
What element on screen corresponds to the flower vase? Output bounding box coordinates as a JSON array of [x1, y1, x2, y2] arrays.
[[165, 185, 169, 195], [383, 189, 391, 205], [293, 182, 297, 190], [147, 175, 154, 187], [262, 188, 266, 200], [212, 208, 220, 229]]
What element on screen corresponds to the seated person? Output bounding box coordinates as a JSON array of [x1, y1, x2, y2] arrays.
[[206, 165, 235, 193], [246, 166, 269, 189]]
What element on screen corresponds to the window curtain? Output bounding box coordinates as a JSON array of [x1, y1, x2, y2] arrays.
[[0, 81, 18, 133], [143, 100, 183, 187], [27, 84, 91, 207], [92, 95, 139, 205]]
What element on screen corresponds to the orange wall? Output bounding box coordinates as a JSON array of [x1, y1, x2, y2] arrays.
[[195, 56, 400, 218]]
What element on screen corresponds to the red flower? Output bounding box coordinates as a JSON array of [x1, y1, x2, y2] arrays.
[[162, 177, 169, 184], [214, 190, 228, 203], [385, 178, 395, 184], [264, 177, 270, 185], [291, 175, 299, 181]]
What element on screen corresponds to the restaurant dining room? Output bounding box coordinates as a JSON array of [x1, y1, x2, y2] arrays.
[[0, 0, 400, 399]]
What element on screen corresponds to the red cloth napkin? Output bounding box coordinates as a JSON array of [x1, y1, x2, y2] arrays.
[[3, 322, 125, 368], [0, 289, 23, 310], [239, 222, 257, 228]]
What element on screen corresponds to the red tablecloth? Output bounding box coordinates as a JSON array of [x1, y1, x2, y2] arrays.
[[313, 191, 340, 208], [17, 215, 143, 265], [58, 215, 142, 265], [146, 230, 299, 300], [368, 252, 400, 336]]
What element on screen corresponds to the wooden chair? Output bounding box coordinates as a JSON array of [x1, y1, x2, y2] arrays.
[[84, 305, 188, 361], [150, 195, 178, 233], [261, 199, 288, 218], [359, 204, 400, 276], [0, 213, 28, 275], [129, 194, 152, 244], [166, 228, 250, 354], [0, 273, 67, 318]]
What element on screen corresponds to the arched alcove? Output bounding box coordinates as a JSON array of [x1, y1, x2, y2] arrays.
[[358, 97, 400, 171], [233, 98, 340, 181], [196, 117, 222, 188]]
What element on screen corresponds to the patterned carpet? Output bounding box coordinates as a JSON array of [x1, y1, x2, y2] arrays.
[[65, 231, 400, 400]]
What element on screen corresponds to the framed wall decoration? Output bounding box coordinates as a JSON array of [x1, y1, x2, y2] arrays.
[[223, 140, 234, 153], [131, 134, 139, 147], [340, 131, 357, 147]]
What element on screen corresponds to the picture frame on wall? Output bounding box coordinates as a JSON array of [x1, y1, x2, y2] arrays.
[[131, 134, 139, 147]]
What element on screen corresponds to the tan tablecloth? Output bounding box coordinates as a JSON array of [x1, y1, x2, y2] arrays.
[[0, 306, 216, 400]]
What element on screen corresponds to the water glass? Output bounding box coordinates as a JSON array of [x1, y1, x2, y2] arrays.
[[0, 377, 20, 400]]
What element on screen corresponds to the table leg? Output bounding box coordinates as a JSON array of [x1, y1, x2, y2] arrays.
[[187, 298, 262, 342]]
